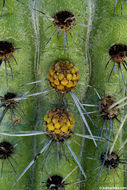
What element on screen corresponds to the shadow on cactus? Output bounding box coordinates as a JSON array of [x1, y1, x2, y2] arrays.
[[33, 9, 88, 55]]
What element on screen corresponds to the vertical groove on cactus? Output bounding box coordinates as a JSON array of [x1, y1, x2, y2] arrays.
[[30, 0, 41, 189]]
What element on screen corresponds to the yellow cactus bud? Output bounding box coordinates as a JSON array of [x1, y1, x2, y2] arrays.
[[44, 115, 48, 121], [47, 124, 55, 131], [61, 126, 68, 132], [44, 108, 74, 140], [72, 74, 78, 81], [69, 125, 74, 129], [49, 68, 55, 76], [72, 81, 77, 87], [48, 61, 79, 93], [54, 74, 58, 79], [55, 123, 61, 129], [52, 117, 59, 124], [66, 81, 73, 88], [71, 66, 78, 74], [61, 78, 68, 86], [51, 82, 56, 88], [70, 116, 75, 123], [47, 117, 52, 123], [58, 73, 64, 81], [76, 73, 80, 79], [54, 129, 61, 134], [67, 73, 72, 80], [66, 120, 71, 126], [54, 79, 60, 85], [57, 85, 64, 90], [48, 74, 54, 82]]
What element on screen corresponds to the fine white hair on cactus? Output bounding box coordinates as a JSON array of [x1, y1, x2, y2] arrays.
[[80, 87, 127, 181], [0, 86, 36, 125], [97, 149, 127, 185], [87, 144, 127, 186], [0, 107, 105, 189], [86, 114, 127, 185], [0, 141, 17, 176], [36, 166, 85, 189], [32, 8, 88, 56], [0, 92, 24, 124], [81, 88, 127, 142], [8, 61, 97, 146], [106, 44, 127, 91], [110, 114, 127, 154], [0, 41, 20, 84], [113, 0, 127, 16], [0, 129, 104, 190], [0, 0, 24, 17]]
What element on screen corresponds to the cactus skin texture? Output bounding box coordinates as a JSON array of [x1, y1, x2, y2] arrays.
[[0, 0, 127, 190]]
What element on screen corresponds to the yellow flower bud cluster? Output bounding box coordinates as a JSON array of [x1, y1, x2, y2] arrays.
[[48, 61, 80, 93], [44, 108, 75, 141]]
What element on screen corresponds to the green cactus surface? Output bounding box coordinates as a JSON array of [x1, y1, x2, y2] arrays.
[[0, 0, 127, 190]]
